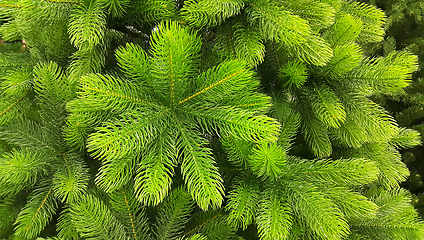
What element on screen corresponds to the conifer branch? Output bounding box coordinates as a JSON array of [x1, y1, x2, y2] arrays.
[[25, 189, 52, 231], [221, 135, 252, 168], [180, 0, 244, 28], [323, 14, 363, 47], [286, 181, 350, 240], [0, 0, 82, 7], [68, 1, 106, 50], [316, 186, 378, 220], [135, 133, 176, 206], [215, 22, 237, 60], [247, 0, 309, 45], [0, 120, 57, 152], [78, 73, 168, 111], [226, 180, 260, 230], [256, 188, 292, 240], [108, 185, 151, 240], [14, 184, 58, 240], [249, 142, 286, 180], [0, 149, 48, 189], [177, 120, 224, 210], [155, 187, 194, 240], [70, 194, 128, 239], [57, 207, 79, 240], [183, 234, 207, 240], [53, 158, 89, 203]]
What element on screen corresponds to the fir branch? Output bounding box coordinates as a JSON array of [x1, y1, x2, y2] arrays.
[[284, 157, 379, 186], [68, 45, 106, 80], [180, 0, 244, 28], [33, 61, 75, 104], [323, 13, 363, 47], [0, 53, 38, 76], [78, 73, 166, 111], [256, 187, 292, 240], [108, 186, 151, 240], [333, 93, 399, 148], [88, 109, 170, 162], [389, 128, 422, 149], [177, 122, 224, 210], [111, 190, 138, 239], [308, 84, 346, 128], [233, 21, 265, 67], [1, 68, 33, 96], [2, 1, 423, 240], [149, 21, 201, 105], [14, 183, 58, 240], [129, 0, 174, 24], [0, 197, 22, 238], [285, 34, 333, 66], [327, 42, 362, 77], [155, 187, 194, 240], [122, 192, 138, 240], [67, 22, 279, 211], [350, 188, 424, 239], [280, 0, 335, 30], [286, 181, 350, 240], [179, 68, 244, 105], [63, 112, 99, 150], [36, 237, 65, 240], [226, 179, 260, 230], [57, 208, 80, 240], [212, 19, 237, 62], [279, 60, 308, 89], [70, 194, 128, 239], [220, 135, 252, 168], [182, 234, 207, 240], [348, 143, 410, 189], [246, 0, 310, 45], [115, 42, 149, 82], [183, 107, 280, 143], [134, 131, 177, 206], [0, 149, 49, 190], [316, 186, 378, 220], [94, 152, 138, 193], [185, 210, 239, 240], [98, 0, 130, 17], [68, 1, 106, 50], [341, 1, 386, 43], [350, 51, 418, 95], [0, 119, 57, 152], [53, 157, 89, 203], [270, 94, 301, 150], [299, 107, 332, 158]]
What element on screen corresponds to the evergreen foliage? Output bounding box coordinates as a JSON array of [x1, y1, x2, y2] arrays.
[[361, 0, 424, 217], [0, 0, 423, 240]]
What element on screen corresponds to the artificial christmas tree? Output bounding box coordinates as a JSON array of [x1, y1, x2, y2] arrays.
[[0, 0, 423, 239]]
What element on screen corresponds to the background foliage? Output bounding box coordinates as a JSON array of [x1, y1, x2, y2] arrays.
[[360, 0, 424, 218]]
